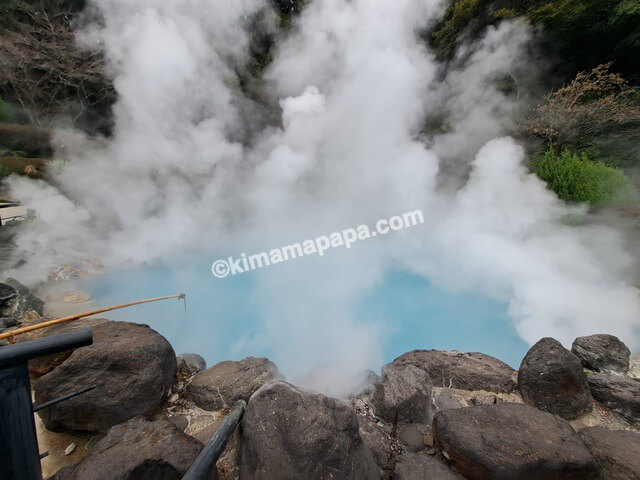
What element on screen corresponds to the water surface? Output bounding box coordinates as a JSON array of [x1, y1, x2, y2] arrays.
[[76, 256, 528, 372]]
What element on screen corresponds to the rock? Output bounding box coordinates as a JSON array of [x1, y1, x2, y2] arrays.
[[572, 334, 631, 373], [0, 278, 44, 328], [50, 417, 202, 480], [432, 403, 600, 480], [4, 278, 44, 313], [239, 381, 379, 480], [25, 317, 110, 378], [431, 389, 467, 412], [630, 353, 640, 379], [357, 416, 393, 472], [393, 350, 517, 393], [34, 321, 176, 432], [397, 423, 431, 452], [579, 426, 640, 480], [471, 393, 497, 405], [518, 337, 592, 419], [186, 356, 282, 411], [64, 443, 76, 456], [177, 353, 206, 374], [393, 452, 464, 480], [0, 282, 18, 326], [586, 372, 640, 425], [372, 364, 432, 423]]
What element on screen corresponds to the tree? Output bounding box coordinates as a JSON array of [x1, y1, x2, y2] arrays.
[[525, 64, 640, 145], [0, 0, 114, 132]]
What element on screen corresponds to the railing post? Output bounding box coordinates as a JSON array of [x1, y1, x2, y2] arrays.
[[0, 363, 42, 479], [0, 328, 93, 480], [182, 400, 246, 480]]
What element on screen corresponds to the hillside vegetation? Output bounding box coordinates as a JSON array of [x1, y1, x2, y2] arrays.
[[1, 0, 639, 210]]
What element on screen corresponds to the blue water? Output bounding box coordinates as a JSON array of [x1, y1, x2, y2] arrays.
[[79, 257, 529, 371]]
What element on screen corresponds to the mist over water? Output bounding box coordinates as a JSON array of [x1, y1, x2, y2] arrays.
[[6, 0, 640, 394]]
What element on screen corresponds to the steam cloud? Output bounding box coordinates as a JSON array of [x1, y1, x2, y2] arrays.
[[5, 0, 639, 394]]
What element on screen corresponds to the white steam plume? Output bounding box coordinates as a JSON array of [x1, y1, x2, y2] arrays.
[[5, 0, 639, 395]]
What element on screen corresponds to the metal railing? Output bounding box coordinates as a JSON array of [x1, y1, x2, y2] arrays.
[[0, 328, 94, 480], [182, 400, 246, 480]]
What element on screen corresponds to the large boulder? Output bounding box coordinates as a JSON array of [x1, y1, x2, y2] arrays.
[[518, 337, 592, 419], [34, 321, 176, 432], [393, 452, 464, 480], [356, 416, 393, 473], [586, 372, 640, 425], [50, 417, 202, 480], [239, 381, 379, 479], [25, 317, 110, 378], [578, 426, 640, 480], [392, 350, 517, 393], [431, 389, 468, 413], [571, 334, 631, 373], [0, 278, 44, 329], [432, 403, 600, 480], [372, 364, 432, 423], [186, 356, 282, 411]]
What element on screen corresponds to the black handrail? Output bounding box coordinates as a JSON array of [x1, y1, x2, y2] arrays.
[[0, 328, 93, 480], [0, 328, 93, 367], [182, 400, 246, 480]]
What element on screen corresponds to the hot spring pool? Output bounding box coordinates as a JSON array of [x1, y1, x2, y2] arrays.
[[65, 254, 529, 376]]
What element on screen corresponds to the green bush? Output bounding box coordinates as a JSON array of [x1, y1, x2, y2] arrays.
[[532, 148, 637, 207]]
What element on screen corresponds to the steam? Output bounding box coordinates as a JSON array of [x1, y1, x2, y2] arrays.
[[5, 0, 640, 395]]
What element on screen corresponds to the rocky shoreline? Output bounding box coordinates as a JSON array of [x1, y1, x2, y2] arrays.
[[2, 280, 640, 479]]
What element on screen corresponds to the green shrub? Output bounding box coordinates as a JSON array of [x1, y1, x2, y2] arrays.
[[532, 148, 637, 207]]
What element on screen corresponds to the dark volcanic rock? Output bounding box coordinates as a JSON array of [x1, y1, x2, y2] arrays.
[[22, 317, 110, 378], [0, 282, 18, 328], [518, 337, 592, 419], [372, 364, 432, 423], [394, 452, 464, 480], [432, 390, 468, 412], [34, 321, 176, 432], [586, 372, 640, 425], [186, 356, 282, 411], [177, 353, 206, 374], [50, 417, 202, 480], [579, 426, 640, 480], [572, 334, 631, 373], [239, 381, 379, 480], [357, 416, 393, 473], [0, 278, 44, 328], [397, 423, 431, 453], [393, 350, 517, 393], [433, 403, 600, 480]]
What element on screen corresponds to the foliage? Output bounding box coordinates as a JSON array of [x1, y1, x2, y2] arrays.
[[430, 0, 491, 60], [525, 64, 640, 144], [431, 0, 640, 80], [532, 147, 637, 207], [0, 0, 113, 131], [245, 0, 307, 78], [271, 0, 307, 30]]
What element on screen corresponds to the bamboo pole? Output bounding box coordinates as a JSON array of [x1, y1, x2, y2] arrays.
[[0, 293, 186, 344]]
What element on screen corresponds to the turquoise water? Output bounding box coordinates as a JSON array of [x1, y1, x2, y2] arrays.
[[79, 256, 529, 371]]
